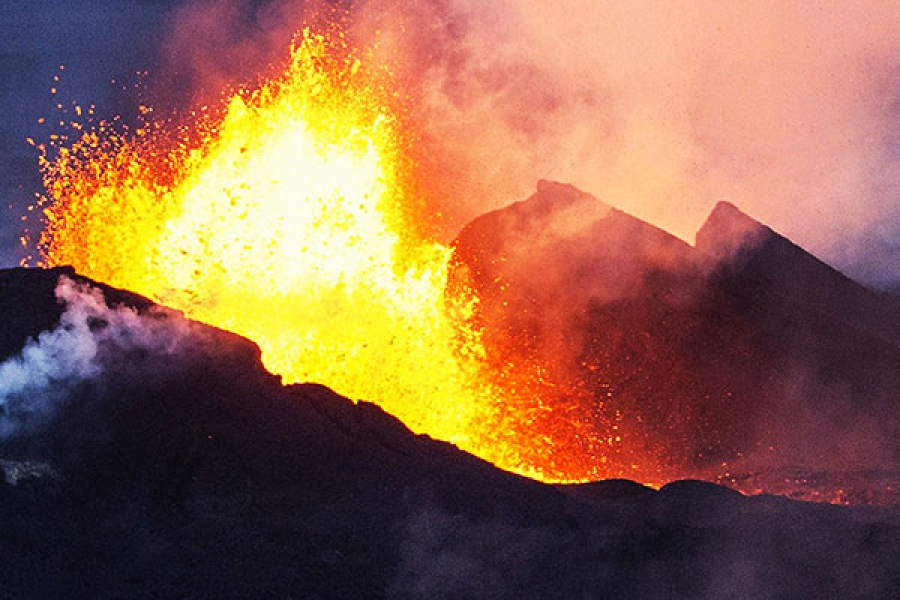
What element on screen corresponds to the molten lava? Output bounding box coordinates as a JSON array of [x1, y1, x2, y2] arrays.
[[33, 27, 631, 483]]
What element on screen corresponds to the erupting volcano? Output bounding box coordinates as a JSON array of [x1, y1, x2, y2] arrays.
[[25, 17, 900, 498], [31, 26, 617, 483], [6, 4, 900, 597]]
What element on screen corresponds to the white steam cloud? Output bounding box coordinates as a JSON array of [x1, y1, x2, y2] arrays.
[[0, 276, 187, 437]]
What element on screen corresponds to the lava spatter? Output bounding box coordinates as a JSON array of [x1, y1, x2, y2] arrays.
[[34, 27, 623, 483]]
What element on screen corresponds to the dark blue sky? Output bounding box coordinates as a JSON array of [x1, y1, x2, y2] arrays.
[[0, 1, 178, 267]]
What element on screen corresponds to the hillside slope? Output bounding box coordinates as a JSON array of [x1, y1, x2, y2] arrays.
[[0, 266, 899, 598]]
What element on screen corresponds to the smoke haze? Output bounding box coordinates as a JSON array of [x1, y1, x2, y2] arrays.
[[349, 1, 900, 285], [388, 491, 900, 600], [4, 1, 900, 285]]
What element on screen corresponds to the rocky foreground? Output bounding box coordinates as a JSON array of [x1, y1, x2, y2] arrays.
[[0, 266, 898, 599]]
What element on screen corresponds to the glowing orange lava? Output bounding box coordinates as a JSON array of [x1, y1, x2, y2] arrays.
[[34, 27, 624, 483]]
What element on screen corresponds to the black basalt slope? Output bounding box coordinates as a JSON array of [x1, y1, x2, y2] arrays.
[[0, 266, 898, 599]]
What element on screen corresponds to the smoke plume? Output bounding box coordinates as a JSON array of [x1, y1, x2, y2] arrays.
[[362, 1, 900, 281], [149, 0, 900, 284], [0, 276, 187, 438]]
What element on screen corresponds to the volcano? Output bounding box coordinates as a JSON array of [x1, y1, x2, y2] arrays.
[[33, 28, 900, 487], [3, 182, 900, 596], [452, 181, 900, 499], [1, 265, 899, 598]]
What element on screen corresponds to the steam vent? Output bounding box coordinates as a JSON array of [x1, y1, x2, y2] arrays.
[[3, 4, 900, 598]]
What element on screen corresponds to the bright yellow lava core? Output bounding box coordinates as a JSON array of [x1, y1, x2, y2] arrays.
[[35, 28, 611, 483]]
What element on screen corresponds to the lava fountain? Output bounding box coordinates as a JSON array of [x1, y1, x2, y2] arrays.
[[33, 27, 622, 483]]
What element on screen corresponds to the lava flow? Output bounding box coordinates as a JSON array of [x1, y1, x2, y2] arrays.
[[32, 27, 624, 483]]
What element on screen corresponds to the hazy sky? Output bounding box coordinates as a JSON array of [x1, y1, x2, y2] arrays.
[[2, 1, 900, 288]]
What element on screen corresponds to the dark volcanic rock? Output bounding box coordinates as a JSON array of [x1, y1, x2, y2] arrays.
[[452, 181, 717, 473], [556, 478, 656, 501], [697, 201, 900, 405], [452, 182, 900, 481], [0, 266, 156, 362], [696, 201, 900, 330], [697, 200, 900, 350], [0, 267, 899, 598], [693, 202, 900, 467], [453, 180, 696, 328]]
